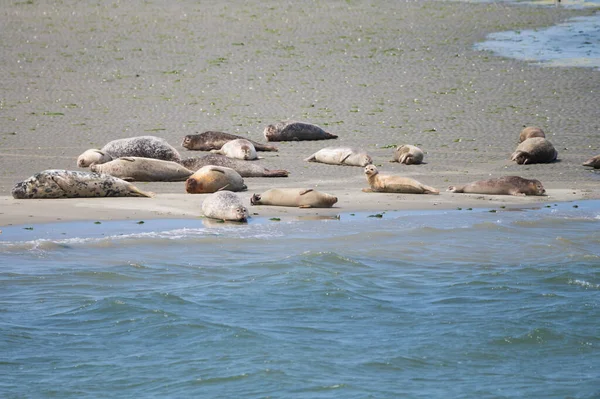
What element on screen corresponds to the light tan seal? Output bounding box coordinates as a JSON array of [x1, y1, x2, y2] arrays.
[[447, 176, 546, 196], [90, 157, 194, 182], [181, 131, 278, 152], [251, 188, 338, 208], [263, 121, 338, 142], [511, 137, 558, 165], [519, 126, 545, 143], [201, 191, 249, 222], [11, 170, 153, 199], [362, 165, 439, 194], [304, 147, 372, 167], [390, 144, 424, 165], [583, 155, 600, 169], [181, 154, 288, 177], [210, 139, 259, 160], [185, 165, 247, 194]]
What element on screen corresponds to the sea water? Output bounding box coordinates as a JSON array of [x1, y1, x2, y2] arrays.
[[1, 201, 599, 398]]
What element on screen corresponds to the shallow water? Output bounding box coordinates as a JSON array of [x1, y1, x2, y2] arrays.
[[1, 201, 599, 398]]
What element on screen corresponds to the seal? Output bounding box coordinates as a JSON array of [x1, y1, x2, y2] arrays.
[[201, 191, 249, 222], [250, 188, 338, 208], [11, 169, 153, 199], [181, 131, 278, 152], [519, 126, 545, 143], [511, 137, 558, 165], [77, 135, 181, 167], [181, 154, 289, 177], [185, 165, 247, 194], [447, 176, 546, 196], [304, 147, 372, 167], [362, 164, 439, 194], [583, 155, 600, 169], [90, 157, 194, 182], [390, 144, 424, 165], [210, 139, 259, 160], [263, 121, 338, 142]]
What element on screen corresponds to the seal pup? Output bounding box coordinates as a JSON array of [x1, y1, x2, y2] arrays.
[[185, 165, 247, 194], [304, 147, 372, 167], [181, 131, 278, 152], [77, 135, 181, 167], [90, 157, 194, 182], [181, 154, 288, 177], [511, 137, 558, 165], [390, 144, 424, 165], [519, 126, 545, 143], [362, 165, 439, 194], [201, 191, 249, 222], [263, 121, 338, 142], [447, 176, 546, 196], [11, 170, 153, 199], [583, 155, 600, 169], [251, 188, 338, 208], [210, 139, 259, 160]]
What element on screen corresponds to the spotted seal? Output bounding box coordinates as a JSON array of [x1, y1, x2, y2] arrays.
[[210, 139, 259, 160], [304, 147, 372, 167], [185, 165, 247, 194], [263, 121, 338, 142], [583, 155, 600, 169], [201, 191, 249, 222], [181, 154, 288, 177], [447, 176, 546, 196], [391, 144, 424, 165], [90, 157, 194, 182], [362, 164, 439, 194], [181, 131, 278, 152], [251, 188, 338, 208], [519, 126, 545, 143], [77, 136, 181, 167], [11, 170, 153, 199], [511, 137, 558, 165]]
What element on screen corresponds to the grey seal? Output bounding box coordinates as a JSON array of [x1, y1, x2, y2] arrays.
[[251, 188, 338, 208], [181, 154, 288, 177], [185, 165, 247, 194], [519, 126, 545, 143], [90, 157, 194, 182], [201, 191, 249, 222], [447, 176, 546, 196], [181, 131, 278, 152], [391, 145, 424, 165], [210, 139, 259, 160], [304, 147, 372, 167], [511, 137, 558, 165], [11, 170, 153, 199], [263, 121, 338, 142], [362, 164, 439, 194]]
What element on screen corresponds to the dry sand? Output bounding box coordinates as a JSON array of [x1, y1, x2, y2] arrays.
[[1, 0, 599, 226]]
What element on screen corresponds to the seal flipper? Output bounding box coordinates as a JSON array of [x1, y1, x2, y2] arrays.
[[340, 153, 352, 165], [304, 153, 317, 162], [50, 175, 72, 197], [299, 189, 314, 196], [121, 157, 136, 162], [263, 169, 289, 177]]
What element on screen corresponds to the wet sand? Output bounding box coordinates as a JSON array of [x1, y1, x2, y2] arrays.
[[1, 0, 599, 226]]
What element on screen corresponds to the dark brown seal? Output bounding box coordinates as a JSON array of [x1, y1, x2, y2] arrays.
[[263, 121, 338, 142], [181, 131, 278, 152], [583, 155, 600, 169], [181, 154, 288, 177], [447, 176, 546, 196], [511, 137, 558, 165], [519, 126, 545, 143]]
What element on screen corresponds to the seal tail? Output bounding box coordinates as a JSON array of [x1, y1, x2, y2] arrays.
[[325, 132, 338, 139], [131, 186, 154, 198], [263, 169, 289, 177], [446, 185, 464, 193], [255, 144, 279, 152], [304, 154, 317, 162], [422, 185, 440, 195]]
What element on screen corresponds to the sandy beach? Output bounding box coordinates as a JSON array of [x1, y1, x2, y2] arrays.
[[1, 0, 599, 226]]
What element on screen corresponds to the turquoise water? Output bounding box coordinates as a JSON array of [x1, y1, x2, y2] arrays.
[[1, 201, 599, 398]]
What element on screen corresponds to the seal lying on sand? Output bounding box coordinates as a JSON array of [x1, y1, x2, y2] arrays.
[[304, 147, 372, 167], [181, 131, 278, 152], [202, 191, 249, 222], [362, 165, 439, 194], [251, 188, 338, 208], [77, 136, 181, 167], [447, 176, 546, 196], [583, 155, 600, 169], [11, 170, 153, 199], [90, 157, 193, 182], [390, 144, 424, 165], [263, 121, 338, 142], [210, 139, 259, 160], [511, 137, 558, 165], [185, 165, 247, 194], [181, 154, 288, 177], [519, 126, 545, 143]]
